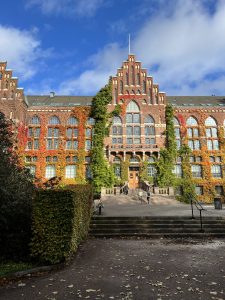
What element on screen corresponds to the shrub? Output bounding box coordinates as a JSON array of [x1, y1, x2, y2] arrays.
[[31, 185, 93, 264]]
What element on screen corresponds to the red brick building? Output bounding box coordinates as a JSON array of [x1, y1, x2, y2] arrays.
[[0, 55, 225, 202]]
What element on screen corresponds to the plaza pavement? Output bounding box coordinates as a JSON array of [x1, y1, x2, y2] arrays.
[[99, 192, 225, 218]]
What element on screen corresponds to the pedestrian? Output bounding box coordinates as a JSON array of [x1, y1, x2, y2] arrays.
[[147, 190, 151, 204]]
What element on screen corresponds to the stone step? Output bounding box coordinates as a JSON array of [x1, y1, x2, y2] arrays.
[[90, 227, 225, 233], [90, 232, 225, 238], [90, 223, 225, 228]]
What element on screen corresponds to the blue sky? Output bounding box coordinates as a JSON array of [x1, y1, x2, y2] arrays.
[[1, 0, 225, 96]]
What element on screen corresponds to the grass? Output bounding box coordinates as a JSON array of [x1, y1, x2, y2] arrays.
[[0, 261, 33, 277]]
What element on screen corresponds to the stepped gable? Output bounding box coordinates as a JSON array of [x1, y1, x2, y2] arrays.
[[111, 54, 166, 106], [0, 62, 26, 122]]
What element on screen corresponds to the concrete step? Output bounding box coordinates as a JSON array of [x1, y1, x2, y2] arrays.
[[90, 232, 225, 238], [89, 216, 225, 238]]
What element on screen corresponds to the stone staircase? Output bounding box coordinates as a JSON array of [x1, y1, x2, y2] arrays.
[[89, 216, 225, 238]]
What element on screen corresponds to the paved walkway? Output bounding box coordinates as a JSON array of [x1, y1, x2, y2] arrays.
[[99, 193, 225, 218], [1, 238, 225, 300]]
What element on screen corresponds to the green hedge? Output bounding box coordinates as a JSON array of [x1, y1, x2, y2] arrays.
[[31, 185, 93, 264]]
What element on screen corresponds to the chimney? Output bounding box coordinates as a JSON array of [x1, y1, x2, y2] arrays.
[[50, 91, 55, 98]]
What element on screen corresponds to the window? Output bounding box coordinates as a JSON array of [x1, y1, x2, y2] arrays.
[[67, 116, 78, 125], [211, 165, 222, 178], [173, 165, 182, 177], [46, 156, 51, 162], [206, 128, 217, 138], [126, 100, 140, 112], [49, 116, 60, 125], [173, 117, 180, 126], [147, 156, 155, 163], [195, 186, 203, 195], [186, 116, 198, 126], [65, 165, 76, 178], [207, 140, 219, 150], [72, 156, 78, 162], [30, 115, 40, 125], [45, 165, 56, 179], [129, 156, 140, 163], [145, 138, 156, 144], [188, 140, 200, 150], [26, 165, 36, 176], [112, 137, 122, 144], [53, 156, 58, 162], [215, 186, 223, 196], [113, 156, 121, 163], [66, 140, 78, 150], [67, 128, 78, 138], [191, 165, 202, 178], [48, 128, 59, 137], [85, 140, 91, 150], [147, 165, 156, 177], [86, 165, 92, 179], [47, 139, 58, 150], [85, 156, 91, 163], [113, 116, 122, 124], [87, 118, 95, 126], [114, 165, 121, 177], [205, 117, 217, 126], [112, 126, 122, 135], [187, 128, 199, 137]]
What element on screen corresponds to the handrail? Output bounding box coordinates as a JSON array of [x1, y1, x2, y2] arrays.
[[120, 182, 128, 195], [190, 198, 207, 232]]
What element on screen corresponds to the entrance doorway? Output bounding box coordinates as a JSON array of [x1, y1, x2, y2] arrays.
[[129, 166, 139, 189]]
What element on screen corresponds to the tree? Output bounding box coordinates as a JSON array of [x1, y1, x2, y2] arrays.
[[0, 112, 35, 259]]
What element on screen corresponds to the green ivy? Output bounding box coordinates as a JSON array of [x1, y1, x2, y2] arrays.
[[90, 79, 121, 193], [156, 104, 177, 187]]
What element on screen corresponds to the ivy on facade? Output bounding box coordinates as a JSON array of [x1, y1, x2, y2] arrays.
[[91, 79, 121, 193], [156, 104, 177, 187]]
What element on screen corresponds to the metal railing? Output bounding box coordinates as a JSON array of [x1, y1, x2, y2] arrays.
[[190, 198, 206, 232], [120, 182, 129, 195]]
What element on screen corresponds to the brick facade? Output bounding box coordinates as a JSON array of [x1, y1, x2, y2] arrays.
[[0, 54, 225, 202]]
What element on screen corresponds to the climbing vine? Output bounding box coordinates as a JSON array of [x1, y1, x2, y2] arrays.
[[156, 104, 177, 187], [90, 78, 121, 193]]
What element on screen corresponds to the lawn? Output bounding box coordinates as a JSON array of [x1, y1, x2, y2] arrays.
[[0, 261, 33, 277]]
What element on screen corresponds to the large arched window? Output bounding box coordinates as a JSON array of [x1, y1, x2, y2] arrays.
[[126, 101, 140, 145], [26, 115, 41, 150], [47, 116, 60, 150], [145, 115, 155, 145], [173, 117, 181, 149], [66, 116, 79, 150], [186, 116, 200, 150], [205, 116, 219, 150], [112, 116, 122, 145]]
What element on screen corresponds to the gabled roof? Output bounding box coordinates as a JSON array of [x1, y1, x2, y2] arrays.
[[167, 96, 225, 107], [26, 95, 93, 107]]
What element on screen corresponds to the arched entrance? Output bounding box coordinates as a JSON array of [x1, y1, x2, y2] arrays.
[[128, 156, 140, 189]]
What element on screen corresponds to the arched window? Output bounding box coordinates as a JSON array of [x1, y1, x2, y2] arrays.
[[126, 100, 140, 112], [174, 117, 181, 149], [126, 101, 140, 144], [186, 116, 198, 126], [147, 156, 155, 163], [27, 115, 41, 150], [205, 116, 219, 149], [49, 116, 60, 125], [113, 156, 121, 163], [205, 116, 217, 126], [67, 116, 78, 125], [145, 115, 155, 124], [186, 116, 200, 150], [129, 156, 140, 163], [173, 117, 180, 126], [113, 116, 122, 124], [30, 115, 40, 125], [87, 117, 95, 126]]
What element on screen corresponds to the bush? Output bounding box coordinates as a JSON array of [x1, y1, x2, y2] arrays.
[[31, 185, 93, 264]]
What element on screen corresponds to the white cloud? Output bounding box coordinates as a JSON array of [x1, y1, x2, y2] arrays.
[[0, 25, 48, 80], [26, 0, 105, 17], [58, 43, 126, 95], [52, 0, 225, 96]]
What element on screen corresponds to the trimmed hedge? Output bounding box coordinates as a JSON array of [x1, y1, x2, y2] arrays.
[[31, 185, 93, 264]]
